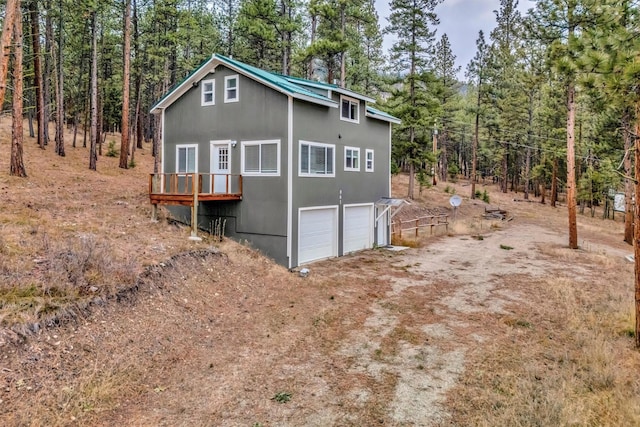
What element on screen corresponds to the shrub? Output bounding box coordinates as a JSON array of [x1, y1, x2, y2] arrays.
[[106, 141, 118, 157], [448, 163, 460, 182]]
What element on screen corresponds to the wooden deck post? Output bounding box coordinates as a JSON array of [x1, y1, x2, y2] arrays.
[[189, 173, 202, 241]]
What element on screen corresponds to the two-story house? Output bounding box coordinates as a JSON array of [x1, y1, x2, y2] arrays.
[[150, 54, 400, 268]]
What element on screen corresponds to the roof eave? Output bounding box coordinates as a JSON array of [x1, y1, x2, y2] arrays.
[[150, 55, 216, 113], [284, 77, 376, 103], [366, 111, 401, 124], [293, 93, 338, 108]]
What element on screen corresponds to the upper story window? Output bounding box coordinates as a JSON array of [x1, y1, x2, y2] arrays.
[[340, 96, 359, 123], [365, 149, 374, 172], [241, 140, 280, 176], [344, 146, 360, 171], [300, 141, 334, 177], [201, 79, 215, 106], [224, 75, 239, 103], [176, 144, 198, 173]]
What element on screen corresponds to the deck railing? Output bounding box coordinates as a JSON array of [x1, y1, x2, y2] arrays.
[[149, 173, 242, 198], [149, 173, 242, 238]]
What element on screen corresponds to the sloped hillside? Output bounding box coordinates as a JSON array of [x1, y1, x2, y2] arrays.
[[2, 124, 640, 426]]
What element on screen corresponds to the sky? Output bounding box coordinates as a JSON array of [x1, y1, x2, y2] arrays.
[[374, 0, 533, 81]]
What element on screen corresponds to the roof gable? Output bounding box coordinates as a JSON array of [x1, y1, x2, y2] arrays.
[[150, 54, 400, 125], [151, 54, 337, 113]]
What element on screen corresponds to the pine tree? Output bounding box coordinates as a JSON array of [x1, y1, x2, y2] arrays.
[[0, 0, 21, 109], [466, 30, 489, 199], [531, 0, 600, 249], [120, 0, 132, 169], [10, 1, 27, 177], [433, 33, 460, 182], [486, 0, 525, 194], [345, 0, 384, 94], [385, 0, 442, 199]]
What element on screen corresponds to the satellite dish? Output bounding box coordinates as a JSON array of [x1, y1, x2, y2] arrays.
[[449, 195, 462, 207]]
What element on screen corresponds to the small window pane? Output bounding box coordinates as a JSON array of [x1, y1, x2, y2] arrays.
[[311, 146, 326, 173], [228, 78, 236, 89], [178, 148, 186, 173], [350, 103, 357, 120], [327, 147, 333, 174], [341, 101, 350, 119], [178, 146, 196, 173], [301, 144, 309, 173], [187, 148, 196, 172], [261, 144, 278, 172], [245, 145, 260, 172]]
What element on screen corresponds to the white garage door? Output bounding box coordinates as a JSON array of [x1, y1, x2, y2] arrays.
[[344, 204, 373, 254], [299, 207, 338, 264]]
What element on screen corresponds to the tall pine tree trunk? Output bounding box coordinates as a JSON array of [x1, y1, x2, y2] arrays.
[[551, 157, 558, 207], [471, 88, 480, 199], [89, 11, 98, 170], [525, 92, 534, 200], [10, 4, 26, 177], [54, 0, 65, 157], [308, 15, 316, 79], [634, 102, 640, 348], [566, 81, 578, 249], [29, 0, 45, 149], [339, 6, 346, 88], [153, 113, 161, 173], [43, 0, 53, 146], [408, 127, 415, 199], [0, 0, 20, 108], [624, 119, 634, 244], [119, 0, 132, 169], [501, 146, 508, 193]]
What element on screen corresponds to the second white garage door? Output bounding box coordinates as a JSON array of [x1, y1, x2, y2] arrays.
[[343, 204, 373, 254], [298, 207, 338, 264]]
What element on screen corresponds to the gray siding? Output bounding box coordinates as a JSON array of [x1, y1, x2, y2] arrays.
[[163, 65, 290, 265], [290, 95, 391, 266]]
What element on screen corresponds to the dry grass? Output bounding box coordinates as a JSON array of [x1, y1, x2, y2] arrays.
[[447, 252, 640, 427], [0, 122, 204, 338]]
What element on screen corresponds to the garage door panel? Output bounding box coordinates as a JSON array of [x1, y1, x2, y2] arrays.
[[299, 208, 337, 264], [344, 205, 373, 254]]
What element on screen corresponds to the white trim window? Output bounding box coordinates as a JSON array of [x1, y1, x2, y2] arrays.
[[176, 144, 198, 173], [201, 79, 215, 106], [344, 146, 360, 171], [300, 141, 335, 177], [241, 140, 280, 176], [224, 75, 239, 103], [340, 95, 359, 123], [365, 149, 374, 172]]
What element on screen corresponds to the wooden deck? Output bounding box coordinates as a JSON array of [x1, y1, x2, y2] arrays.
[[149, 173, 242, 206]]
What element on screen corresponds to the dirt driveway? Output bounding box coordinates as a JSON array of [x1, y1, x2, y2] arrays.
[[2, 209, 637, 426]]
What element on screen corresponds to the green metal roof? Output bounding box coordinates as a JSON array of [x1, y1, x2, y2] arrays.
[[282, 75, 376, 103], [151, 53, 399, 126], [216, 55, 336, 105], [366, 106, 401, 124]]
